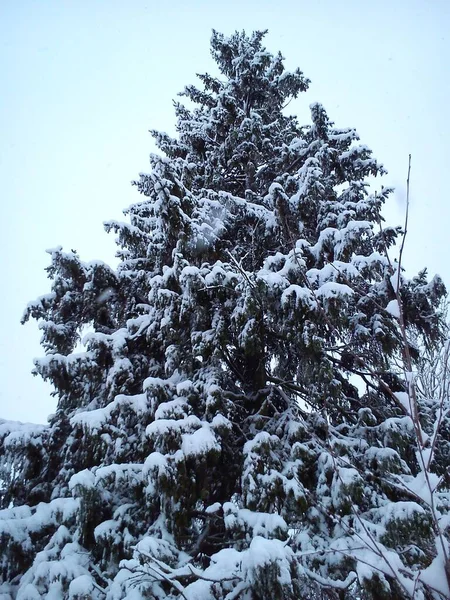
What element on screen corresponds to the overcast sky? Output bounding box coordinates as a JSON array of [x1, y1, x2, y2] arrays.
[[1, 0, 449, 424]]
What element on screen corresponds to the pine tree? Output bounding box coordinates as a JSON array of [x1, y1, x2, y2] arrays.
[[1, 30, 449, 600]]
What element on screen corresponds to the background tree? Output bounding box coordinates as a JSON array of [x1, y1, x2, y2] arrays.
[[0, 30, 448, 600]]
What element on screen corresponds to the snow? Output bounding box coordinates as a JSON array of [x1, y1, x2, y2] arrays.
[[339, 144, 370, 161], [16, 584, 41, 600], [351, 251, 389, 271], [154, 398, 188, 420], [257, 269, 289, 290], [68, 575, 94, 599], [246, 537, 294, 585], [184, 580, 212, 600], [281, 285, 317, 309], [181, 425, 220, 457], [385, 299, 400, 318], [70, 393, 148, 431], [143, 452, 168, 479], [176, 379, 194, 394], [402, 470, 441, 505], [0, 419, 47, 447], [68, 469, 96, 491], [186, 538, 294, 594], [307, 261, 359, 286], [394, 391, 411, 414], [364, 445, 402, 468], [315, 281, 353, 300], [204, 261, 238, 287], [94, 519, 120, 543], [0, 498, 79, 545], [419, 539, 450, 597], [349, 538, 418, 597], [69, 464, 143, 492], [4, 28, 448, 600], [310, 221, 373, 261], [381, 500, 425, 523], [23, 292, 56, 312], [143, 375, 177, 392], [211, 414, 232, 429], [243, 431, 273, 453], [223, 503, 287, 537], [146, 414, 201, 437], [380, 415, 415, 437], [95, 287, 115, 303], [205, 502, 221, 514]]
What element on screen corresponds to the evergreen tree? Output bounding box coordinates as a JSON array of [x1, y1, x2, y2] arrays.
[[1, 30, 448, 600]]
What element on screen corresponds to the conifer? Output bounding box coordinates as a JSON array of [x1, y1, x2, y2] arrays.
[[1, 30, 448, 600]]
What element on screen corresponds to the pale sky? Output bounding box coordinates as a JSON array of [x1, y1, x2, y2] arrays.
[[1, 0, 449, 423]]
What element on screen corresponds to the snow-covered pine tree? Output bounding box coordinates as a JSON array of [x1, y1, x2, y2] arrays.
[[1, 30, 448, 600]]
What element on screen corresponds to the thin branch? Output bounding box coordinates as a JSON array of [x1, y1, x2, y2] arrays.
[[397, 154, 411, 292]]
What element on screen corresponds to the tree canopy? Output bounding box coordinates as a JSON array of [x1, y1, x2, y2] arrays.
[[1, 30, 449, 600]]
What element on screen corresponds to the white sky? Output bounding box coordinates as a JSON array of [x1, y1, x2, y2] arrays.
[[1, 0, 449, 424]]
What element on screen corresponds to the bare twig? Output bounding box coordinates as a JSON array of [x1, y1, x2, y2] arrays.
[[397, 154, 411, 293]]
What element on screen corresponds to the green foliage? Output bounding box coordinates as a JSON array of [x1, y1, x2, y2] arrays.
[[1, 29, 448, 600]]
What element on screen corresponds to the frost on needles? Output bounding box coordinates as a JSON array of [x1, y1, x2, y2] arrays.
[[1, 30, 449, 600]]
